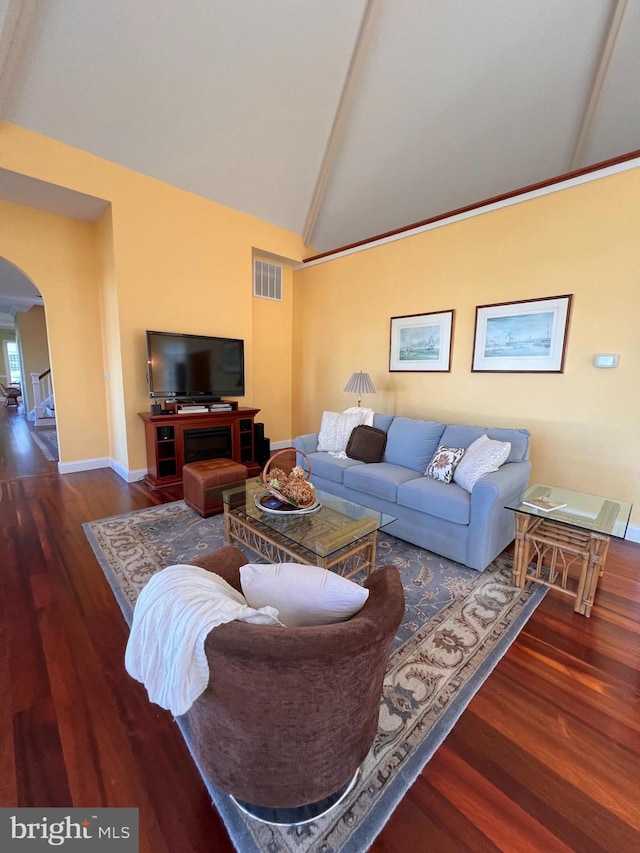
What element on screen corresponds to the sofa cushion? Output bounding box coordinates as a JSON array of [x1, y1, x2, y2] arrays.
[[373, 413, 395, 433], [383, 418, 446, 473], [425, 445, 465, 484], [344, 462, 421, 502], [440, 423, 487, 449], [440, 424, 530, 463], [240, 563, 369, 627], [485, 427, 530, 462], [317, 410, 364, 452], [307, 452, 362, 484], [453, 434, 511, 492], [397, 477, 471, 525], [346, 425, 388, 463]]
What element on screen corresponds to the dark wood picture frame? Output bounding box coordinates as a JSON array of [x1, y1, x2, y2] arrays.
[[389, 310, 454, 372], [472, 294, 572, 373]]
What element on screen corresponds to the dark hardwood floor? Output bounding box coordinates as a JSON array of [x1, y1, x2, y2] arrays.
[[1, 403, 639, 851]]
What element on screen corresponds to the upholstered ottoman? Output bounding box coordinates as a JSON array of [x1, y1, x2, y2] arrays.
[[183, 458, 248, 518]]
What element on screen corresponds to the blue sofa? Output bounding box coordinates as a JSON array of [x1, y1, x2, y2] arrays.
[[294, 414, 531, 571]]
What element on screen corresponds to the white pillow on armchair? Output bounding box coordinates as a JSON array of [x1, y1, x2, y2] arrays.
[[240, 563, 369, 627]]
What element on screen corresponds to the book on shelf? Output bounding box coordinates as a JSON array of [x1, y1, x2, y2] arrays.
[[522, 497, 567, 512]]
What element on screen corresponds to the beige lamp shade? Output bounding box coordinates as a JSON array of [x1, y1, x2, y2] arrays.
[[343, 372, 376, 406]]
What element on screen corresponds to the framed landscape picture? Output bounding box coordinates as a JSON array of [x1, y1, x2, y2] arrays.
[[472, 294, 572, 373], [389, 310, 454, 372]]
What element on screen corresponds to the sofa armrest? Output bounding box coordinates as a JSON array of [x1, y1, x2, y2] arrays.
[[466, 461, 531, 570], [471, 461, 531, 511], [294, 433, 319, 455]]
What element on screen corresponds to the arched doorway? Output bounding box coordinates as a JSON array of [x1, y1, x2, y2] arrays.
[[0, 257, 58, 465]]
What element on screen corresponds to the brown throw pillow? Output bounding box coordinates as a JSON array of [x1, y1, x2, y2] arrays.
[[346, 425, 387, 463]]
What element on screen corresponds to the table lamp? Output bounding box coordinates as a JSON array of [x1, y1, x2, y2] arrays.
[[343, 371, 376, 407]]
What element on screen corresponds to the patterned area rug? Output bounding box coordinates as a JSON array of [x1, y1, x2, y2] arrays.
[[29, 426, 59, 461], [83, 501, 546, 853]]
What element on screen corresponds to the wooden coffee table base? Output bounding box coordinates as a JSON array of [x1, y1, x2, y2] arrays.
[[225, 509, 379, 579], [512, 513, 610, 617]]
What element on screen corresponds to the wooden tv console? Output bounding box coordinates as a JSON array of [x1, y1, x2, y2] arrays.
[[139, 406, 261, 489]]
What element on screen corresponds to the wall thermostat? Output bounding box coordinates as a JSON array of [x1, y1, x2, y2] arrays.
[[593, 354, 619, 368]]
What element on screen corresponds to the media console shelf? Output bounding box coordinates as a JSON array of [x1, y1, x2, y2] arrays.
[[139, 406, 261, 489]]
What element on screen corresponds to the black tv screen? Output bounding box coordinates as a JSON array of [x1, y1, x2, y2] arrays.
[[146, 330, 245, 401]]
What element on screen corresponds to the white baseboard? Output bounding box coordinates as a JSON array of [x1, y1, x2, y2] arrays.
[[56, 458, 145, 482], [111, 461, 147, 483], [270, 439, 293, 451], [57, 457, 110, 474], [625, 524, 640, 543]]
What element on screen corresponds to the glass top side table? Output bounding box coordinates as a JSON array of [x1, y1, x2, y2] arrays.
[[505, 484, 632, 617]]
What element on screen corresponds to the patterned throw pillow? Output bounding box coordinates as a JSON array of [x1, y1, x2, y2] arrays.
[[453, 434, 511, 493], [425, 445, 465, 483]]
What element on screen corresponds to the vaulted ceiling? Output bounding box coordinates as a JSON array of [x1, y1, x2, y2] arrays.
[[1, 0, 639, 322]]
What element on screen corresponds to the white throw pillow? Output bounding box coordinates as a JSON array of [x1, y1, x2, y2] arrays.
[[453, 434, 511, 493], [317, 410, 365, 452], [240, 563, 370, 627]]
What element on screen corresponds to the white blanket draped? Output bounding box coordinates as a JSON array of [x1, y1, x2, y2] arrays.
[[125, 564, 282, 715]]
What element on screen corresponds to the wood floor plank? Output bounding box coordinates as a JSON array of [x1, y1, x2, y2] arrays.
[[468, 671, 640, 827], [375, 779, 502, 852], [1, 404, 639, 852], [422, 743, 579, 853], [0, 569, 17, 807], [445, 711, 640, 850], [13, 697, 73, 807]]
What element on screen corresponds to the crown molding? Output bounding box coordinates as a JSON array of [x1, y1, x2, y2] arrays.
[[302, 150, 640, 267]]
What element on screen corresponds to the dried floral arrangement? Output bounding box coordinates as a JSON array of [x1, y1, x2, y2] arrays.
[[262, 452, 316, 508]]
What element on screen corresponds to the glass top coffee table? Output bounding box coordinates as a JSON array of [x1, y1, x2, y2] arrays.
[[505, 483, 632, 617], [217, 478, 395, 579]]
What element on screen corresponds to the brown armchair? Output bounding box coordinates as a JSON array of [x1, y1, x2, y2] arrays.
[[188, 546, 405, 824]]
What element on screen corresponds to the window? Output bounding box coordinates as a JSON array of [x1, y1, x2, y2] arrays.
[[6, 341, 21, 384]]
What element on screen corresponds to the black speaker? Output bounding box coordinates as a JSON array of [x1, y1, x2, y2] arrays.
[[254, 422, 265, 441], [255, 437, 271, 466], [158, 426, 173, 441]]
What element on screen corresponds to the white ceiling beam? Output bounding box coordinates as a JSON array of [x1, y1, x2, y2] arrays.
[[301, 0, 382, 248], [570, 0, 628, 170]]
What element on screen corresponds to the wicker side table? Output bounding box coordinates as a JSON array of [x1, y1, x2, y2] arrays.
[[506, 485, 632, 618]]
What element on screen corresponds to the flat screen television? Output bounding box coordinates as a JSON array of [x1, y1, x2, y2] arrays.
[[146, 330, 245, 401]]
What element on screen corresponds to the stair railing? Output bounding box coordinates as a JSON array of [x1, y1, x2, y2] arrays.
[[31, 369, 56, 427]]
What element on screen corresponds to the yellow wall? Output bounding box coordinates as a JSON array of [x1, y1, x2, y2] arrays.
[[292, 168, 640, 526], [0, 199, 110, 463], [0, 123, 305, 472], [15, 305, 50, 412], [251, 257, 293, 439], [96, 206, 127, 468]]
